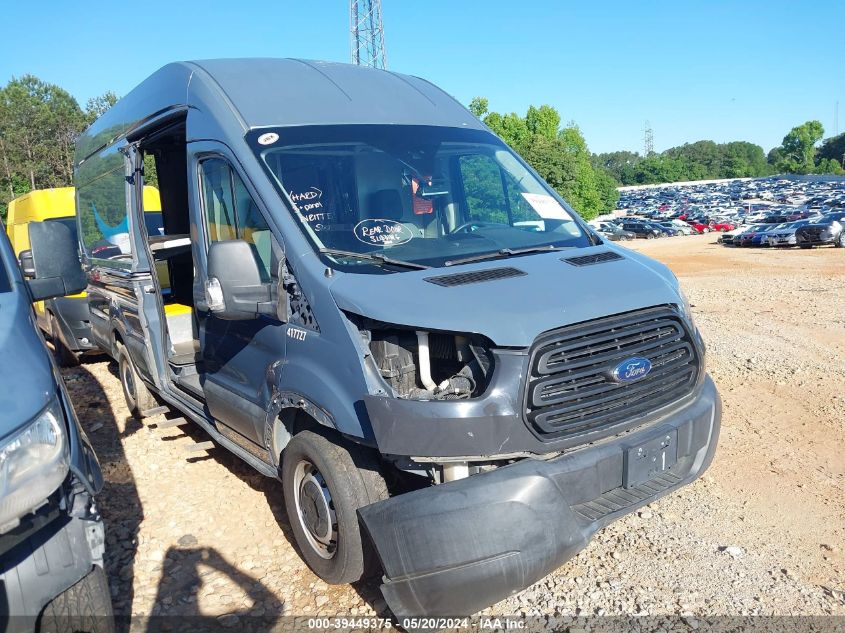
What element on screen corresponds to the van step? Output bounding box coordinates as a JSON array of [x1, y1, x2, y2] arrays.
[[142, 406, 170, 417], [186, 441, 215, 453], [155, 417, 188, 429]]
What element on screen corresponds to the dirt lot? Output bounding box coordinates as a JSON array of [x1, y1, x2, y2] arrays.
[[61, 235, 844, 625]]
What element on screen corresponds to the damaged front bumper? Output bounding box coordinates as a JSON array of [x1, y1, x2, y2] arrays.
[[358, 375, 721, 618]]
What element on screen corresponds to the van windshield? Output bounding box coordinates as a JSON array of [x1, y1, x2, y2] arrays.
[[251, 125, 591, 270]]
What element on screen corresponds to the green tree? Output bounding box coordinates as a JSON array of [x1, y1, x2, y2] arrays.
[[520, 135, 579, 198], [526, 105, 560, 141], [592, 150, 641, 182], [0, 75, 88, 220], [814, 158, 844, 175], [774, 120, 825, 173], [85, 91, 119, 124], [469, 97, 619, 218], [629, 155, 687, 184], [817, 133, 845, 170], [556, 124, 604, 217], [665, 141, 720, 178], [594, 166, 621, 212], [484, 111, 530, 152]]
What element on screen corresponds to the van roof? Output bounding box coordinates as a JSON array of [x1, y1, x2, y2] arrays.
[[76, 58, 485, 165]]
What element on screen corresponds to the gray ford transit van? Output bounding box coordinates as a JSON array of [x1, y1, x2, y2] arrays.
[[75, 59, 721, 618], [0, 221, 110, 632]]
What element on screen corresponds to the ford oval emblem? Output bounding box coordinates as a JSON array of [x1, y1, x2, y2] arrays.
[[612, 357, 652, 383]]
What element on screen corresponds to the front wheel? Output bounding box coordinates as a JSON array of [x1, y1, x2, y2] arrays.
[[646, 233, 654, 240], [282, 431, 388, 584], [836, 232, 845, 248], [40, 565, 114, 633]]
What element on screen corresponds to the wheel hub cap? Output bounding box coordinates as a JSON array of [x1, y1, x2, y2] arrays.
[[293, 461, 337, 559]]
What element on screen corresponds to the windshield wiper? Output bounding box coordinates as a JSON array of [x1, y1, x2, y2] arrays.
[[318, 248, 430, 270], [444, 244, 571, 267]]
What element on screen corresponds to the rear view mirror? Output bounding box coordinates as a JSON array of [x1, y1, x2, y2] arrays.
[[417, 178, 450, 198], [206, 240, 279, 321], [25, 222, 86, 302]]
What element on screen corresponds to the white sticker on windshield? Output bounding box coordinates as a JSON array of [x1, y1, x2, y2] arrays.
[[521, 193, 573, 221], [354, 219, 414, 247]]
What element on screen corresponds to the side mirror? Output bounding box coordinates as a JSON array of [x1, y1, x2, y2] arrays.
[[205, 240, 279, 321], [25, 222, 86, 302]]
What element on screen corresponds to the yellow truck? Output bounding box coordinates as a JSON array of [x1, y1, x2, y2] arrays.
[[6, 186, 162, 365]]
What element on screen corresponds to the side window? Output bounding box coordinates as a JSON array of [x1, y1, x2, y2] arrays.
[[459, 155, 508, 225], [200, 158, 237, 242], [77, 147, 132, 267], [199, 157, 274, 281], [233, 174, 273, 281]]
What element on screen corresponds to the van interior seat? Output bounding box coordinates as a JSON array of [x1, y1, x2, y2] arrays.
[[369, 189, 423, 238]]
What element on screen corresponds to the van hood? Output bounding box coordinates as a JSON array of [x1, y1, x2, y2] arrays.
[[0, 292, 56, 438], [328, 245, 684, 347]]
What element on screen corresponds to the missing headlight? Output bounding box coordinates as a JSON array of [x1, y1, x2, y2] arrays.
[[363, 322, 494, 400]]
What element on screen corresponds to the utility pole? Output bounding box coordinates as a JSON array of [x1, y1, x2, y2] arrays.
[[350, 0, 387, 70], [643, 121, 654, 156]]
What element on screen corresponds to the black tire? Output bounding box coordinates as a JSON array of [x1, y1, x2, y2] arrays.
[[646, 233, 654, 240], [282, 431, 388, 584], [116, 342, 156, 418], [38, 565, 115, 633], [836, 232, 845, 248], [49, 313, 79, 368]]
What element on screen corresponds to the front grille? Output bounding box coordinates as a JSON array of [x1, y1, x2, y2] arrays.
[[524, 306, 699, 441]]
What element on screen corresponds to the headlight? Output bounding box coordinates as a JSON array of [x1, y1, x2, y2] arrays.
[[0, 398, 70, 534]]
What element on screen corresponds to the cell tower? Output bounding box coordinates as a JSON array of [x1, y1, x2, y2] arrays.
[[350, 0, 387, 69], [643, 121, 654, 156]]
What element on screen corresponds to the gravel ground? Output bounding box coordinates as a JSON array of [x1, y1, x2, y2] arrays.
[[61, 235, 844, 626]]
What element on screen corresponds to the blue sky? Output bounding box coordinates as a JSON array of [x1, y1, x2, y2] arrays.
[[2, 1, 842, 154]]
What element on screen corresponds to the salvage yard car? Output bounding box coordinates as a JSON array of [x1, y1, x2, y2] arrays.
[[766, 220, 811, 247], [795, 213, 845, 248], [685, 220, 712, 234], [0, 221, 111, 632], [620, 220, 663, 239], [74, 59, 721, 618]]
